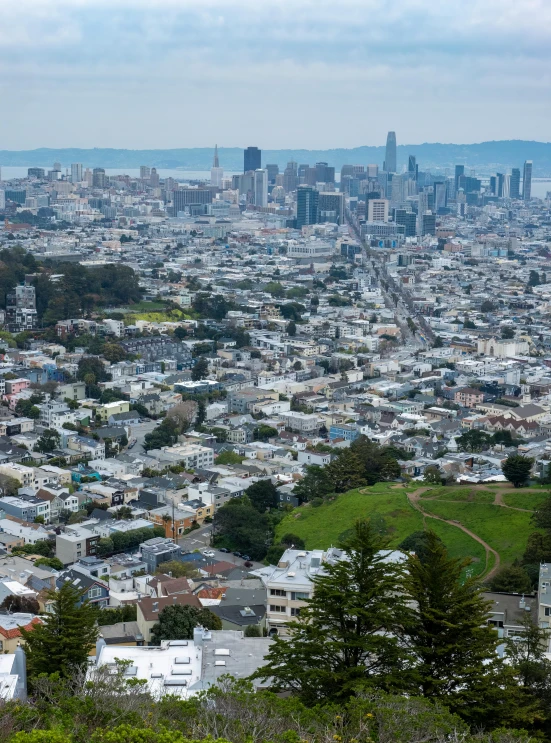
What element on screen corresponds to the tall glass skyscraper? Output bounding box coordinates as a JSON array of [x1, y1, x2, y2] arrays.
[[296, 185, 319, 229], [244, 147, 261, 173], [384, 131, 397, 173], [510, 168, 521, 199], [523, 160, 532, 201]]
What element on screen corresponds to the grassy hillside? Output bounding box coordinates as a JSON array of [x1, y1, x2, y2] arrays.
[[276, 485, 488, 577], [276, 483, 543, 578]]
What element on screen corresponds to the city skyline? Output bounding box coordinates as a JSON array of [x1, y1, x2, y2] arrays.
[[0, 0, 549, 149]]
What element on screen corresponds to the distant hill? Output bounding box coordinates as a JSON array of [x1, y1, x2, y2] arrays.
[[1, 141, 551, 175]]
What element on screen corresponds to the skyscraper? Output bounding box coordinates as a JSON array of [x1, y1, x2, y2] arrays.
[[296, 185, 319, 229], [510, 168, 521, 199], [244, 147, 261, 173], [318, 192, 344, 224], [523, 160, 532, 201], [140, 166, 151, 179], [266, 164, 279, 184], [408, 155, 417, 181], [454, 165, 465, 191], [283, 162, 298, 192], [92, 168, 107, 189], [210, 145, 223, 187], [384, 131, 397, 173], [253, 169, 268, 207], [70, 163, 83, 183]]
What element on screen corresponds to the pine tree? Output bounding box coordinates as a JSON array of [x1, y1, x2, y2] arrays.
[[20, 581, 98, 679], [253, 519, 409, 704], [402, 531, 537, 728], [502, 454, 533, 488]]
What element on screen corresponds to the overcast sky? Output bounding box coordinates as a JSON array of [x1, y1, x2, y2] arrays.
[[1, 0, 550, 150]]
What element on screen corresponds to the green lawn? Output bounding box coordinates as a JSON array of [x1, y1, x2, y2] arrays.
[[418, 499, 535, 568], [423, 487, 496, 505], [276, 485, 488, 577], [501, 491, 547, 511], [120, 300, 168, 312]]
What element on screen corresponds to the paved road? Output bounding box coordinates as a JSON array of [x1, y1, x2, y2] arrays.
[[128, 419, 159, 453], [177, 525, 266, 572]]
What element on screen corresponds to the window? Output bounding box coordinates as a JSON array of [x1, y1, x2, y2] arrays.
[[545, 608, 551, 616], [290, 607, 301, 617], [89, 587, 102, 599], [270, 589, 286, 597], [269, 605, 286, 613], [290, 592, 309, 601]]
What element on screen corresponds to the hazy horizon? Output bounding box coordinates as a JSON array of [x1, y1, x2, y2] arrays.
[[1, 0, 549, 150]]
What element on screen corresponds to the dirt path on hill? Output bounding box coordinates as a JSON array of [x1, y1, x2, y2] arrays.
[[406, 487, 501, 581], [492, 490, 533, 512]]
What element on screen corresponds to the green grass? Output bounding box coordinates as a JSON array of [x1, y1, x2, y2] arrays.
[[120, 300, 168, 312], [422, 487, 496, 504], [501, 491, 547, 511], [276, 484, 488, 577], [419, 499, 535, 568]]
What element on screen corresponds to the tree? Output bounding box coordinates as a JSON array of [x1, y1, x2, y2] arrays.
[[213, 499, 272, 560], [502, 455, 533, 488], [20, 581, 98, 679], [399, 530, 444, 563], [532, 493, 551, 530], [254, 424, 278, 442], [150, 604, 222, 644], [402, 530, 526, 727], [293, 465, 333, 503], [0, 594, 40, 614], [253, 519, 409, 704], [244, 625, 262, 637], [34, 556, 64, 571], [155, 560, 199, 579], [191, 356, 209, 381], [165, 401, 198, 433], [245, 479, 279, 513], [325, 448, 366, 492], [481, 300, 495, 313], [34, 428, 61, 453], [423, 465, 442, 485], [215, 450, 243, 465], [0, 473, 20, 497], [502, 326, 515, 339], [488, 566, 532, 594], [456, 430, 491, 453], [286, 320, 297, 336]]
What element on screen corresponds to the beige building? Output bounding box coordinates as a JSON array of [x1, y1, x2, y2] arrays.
[[136, 594, 202, 643]]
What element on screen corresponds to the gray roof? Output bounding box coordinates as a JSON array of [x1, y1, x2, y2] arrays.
[[195, 631, 273, 690]]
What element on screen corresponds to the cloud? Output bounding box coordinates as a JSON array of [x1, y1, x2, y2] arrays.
[[0, 0, 549, 148]]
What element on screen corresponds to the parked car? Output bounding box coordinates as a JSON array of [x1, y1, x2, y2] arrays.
[[241, 555, 251, 561], [219, 547, 229, 553], [203, 550, 215, 557], [232, 551, 242, 557]]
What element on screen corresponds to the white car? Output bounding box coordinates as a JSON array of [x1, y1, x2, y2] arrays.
[[203, 550, 215, 558]]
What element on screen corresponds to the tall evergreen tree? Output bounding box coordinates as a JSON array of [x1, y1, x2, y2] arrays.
[[20, 581, 98, 679], [402, 531, 536, 728], [253, 519, 409, 704]]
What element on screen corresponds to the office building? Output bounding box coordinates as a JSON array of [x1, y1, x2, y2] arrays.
[[501, 174, 510, 199], [70, 163, 83, 183], [296, 186, 319, 229], [510, 168, 521, 199], [149, 168, 160, 188], [394, 209, 417, 237], [210, 145, 223, 187], [318, 192, 344, 224], [314, 162, 335, 185], [434, 181, 448, 212], [367, 164, 379, 178], [367, 199, 389, 222], [454, 165, 465, 191], [140, 166, 151, 180], [92, 168, 107, 189], [384, 131, 397, 173], [283, 162, 298, 193], [421, 212, 436, 236], [266, 164, 279, 185], [27, 168, 45, 179], [0, 190, 4, 210], [253, 169, 268, 207], [244, 147, 261, 173], [523, 160, 532, 201], [5, 285, 37, 332], [173, 188, 212, 215]]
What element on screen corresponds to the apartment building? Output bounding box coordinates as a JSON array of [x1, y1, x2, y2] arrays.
[[56, 525, 101, 566]]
